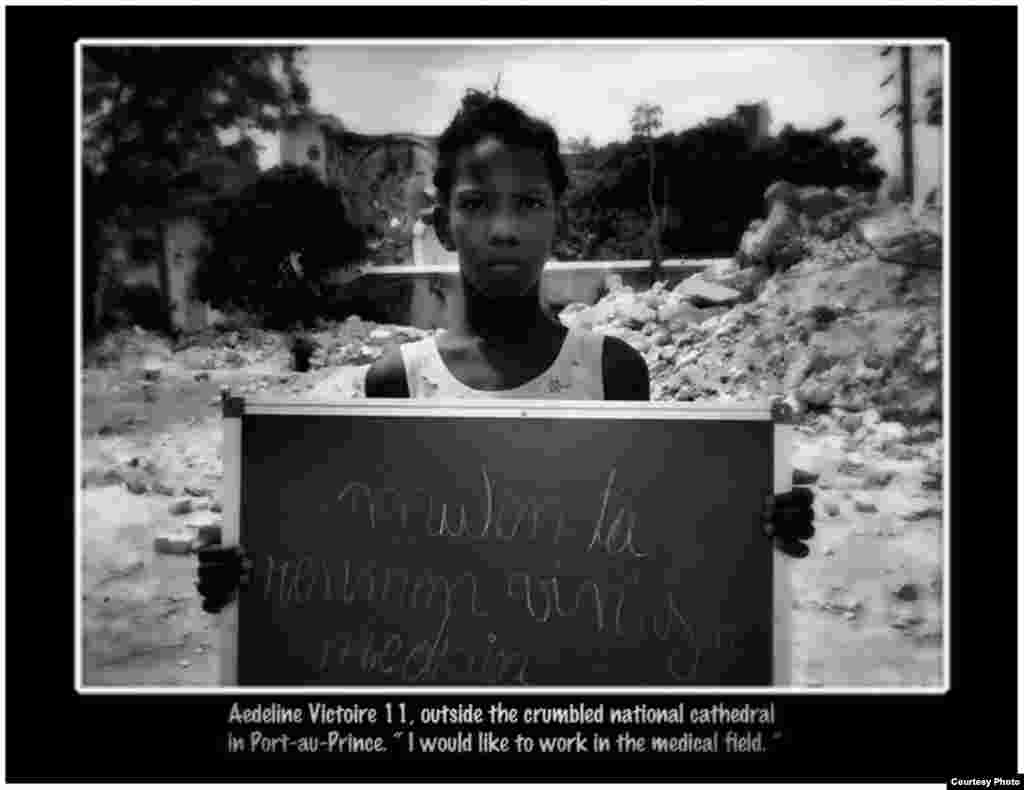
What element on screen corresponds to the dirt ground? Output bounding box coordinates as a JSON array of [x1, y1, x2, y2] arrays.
[[79, 311, 943, 688]]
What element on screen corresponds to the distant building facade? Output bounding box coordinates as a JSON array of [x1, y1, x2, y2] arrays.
[[280, 112, 438, 243]]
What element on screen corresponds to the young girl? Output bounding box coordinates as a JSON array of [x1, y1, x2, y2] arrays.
[[197, 93, 813, 614], [364, 92, 649, 401]]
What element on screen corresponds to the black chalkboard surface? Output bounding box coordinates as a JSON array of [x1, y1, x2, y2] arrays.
[[230, 401, 775, 687]]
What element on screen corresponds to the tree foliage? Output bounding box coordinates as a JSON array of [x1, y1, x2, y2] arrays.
[[82, 46, 310, 337], [193, 164, 366, 329], [554, 110, 886, 260]]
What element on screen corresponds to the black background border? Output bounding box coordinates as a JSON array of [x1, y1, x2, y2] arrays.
[[5, 4, 1018, 783]]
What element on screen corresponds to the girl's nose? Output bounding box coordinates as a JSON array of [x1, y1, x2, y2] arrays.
[[489, 213, 519, 246]]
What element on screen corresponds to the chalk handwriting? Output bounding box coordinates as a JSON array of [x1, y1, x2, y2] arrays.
[[262, 556, 489, 622], [319, 622, 530, 685], [588, 469, 649, 559], [329, 466, 649, 559]]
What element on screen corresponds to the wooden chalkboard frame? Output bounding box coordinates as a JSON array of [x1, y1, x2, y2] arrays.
[[218, 397, 794, 689]]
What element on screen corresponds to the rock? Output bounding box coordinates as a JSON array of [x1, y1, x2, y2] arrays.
[[796, 379, 836, 408], [152, 482, 177, 497], [855, 206, 942, 268], [370, 328, 393, 342], [795, 186, 850, 221], [630, 336, 652, 354], [153, 531, 198, 555], [886, 443, 918, 461], [698, 259, 741, 284], [125, 479, 148, 495], [854, 498, 878, 514], [864, 470, 895, 489], [657, 300, 704, 329], [737, 198, 801, 269], [618, 301, 656, 329], [825, 502, 840, 517], [169, 499, 193, 516], [673, 278, 742, 308], [905, 506, 942, 522], [194, 372, 211, 382], [784, 348, 829, 390], [839, 413, 863, 433], [604, 274, 626, 293], [650, 328, 672, 347], [185, 512, 222, 530], [185, 485, 214, 498], [792, 468, 820, 485]]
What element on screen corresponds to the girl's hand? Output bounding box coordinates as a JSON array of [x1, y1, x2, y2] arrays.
[[196, 542, 252, 614], [762, 487, 815, 558]]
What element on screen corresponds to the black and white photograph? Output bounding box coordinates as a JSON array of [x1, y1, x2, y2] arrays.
[[77, 39, 949, 695]]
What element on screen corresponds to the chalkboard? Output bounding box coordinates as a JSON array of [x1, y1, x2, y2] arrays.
[[227, 400, 775, 687]]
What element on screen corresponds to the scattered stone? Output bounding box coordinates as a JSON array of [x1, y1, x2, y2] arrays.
[[169, 499, 194, 516], [864, 470, 896, 489], [125, 479, 148, 495], [152, 482, 177, 497], [796, 379, 836, 408], [839, 413, 863, 433], [893, 583, 920, 602], [855, 206, 941, 268], [853, 496, 878, 513], [905, 506, 943, 522], [792, 468, 820, 485], [194, 372, 211, 382], [153, 531, 198, 555], [673, 278, 742, 308], [185, 485, 214, 498], [825, 502, 840, 517]]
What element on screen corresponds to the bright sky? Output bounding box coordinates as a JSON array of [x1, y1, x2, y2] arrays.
[[257, 41, 944, 196]]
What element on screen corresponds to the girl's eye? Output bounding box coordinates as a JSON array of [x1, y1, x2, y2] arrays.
[[459, 197, 486, 211]]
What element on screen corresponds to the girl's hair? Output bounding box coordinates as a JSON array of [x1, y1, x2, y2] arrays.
[[433, 90, 570, 204]]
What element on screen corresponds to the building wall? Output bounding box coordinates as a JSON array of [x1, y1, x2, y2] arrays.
[[164, 217, 208, 333]]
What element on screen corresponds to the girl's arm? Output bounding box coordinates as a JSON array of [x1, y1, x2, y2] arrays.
[[365, 348, 411, 398], [602, 336, 651, 401]]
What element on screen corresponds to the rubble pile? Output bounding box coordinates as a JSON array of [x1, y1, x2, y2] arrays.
[[305, 316, 432, 371], [561, 196, 943, 429]]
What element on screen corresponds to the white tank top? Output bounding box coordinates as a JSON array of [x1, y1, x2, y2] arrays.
[[399, 328, 605, 399]]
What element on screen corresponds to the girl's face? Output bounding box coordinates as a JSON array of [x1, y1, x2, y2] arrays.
[[443, 137, 557, 298]]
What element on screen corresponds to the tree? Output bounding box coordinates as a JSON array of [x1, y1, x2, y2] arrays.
[[630, 103, 664, 279], [82, 46, 310, 336], [880, 44, 942, 202], [194, 164, 366, 328], [558, 109, 884, 261]]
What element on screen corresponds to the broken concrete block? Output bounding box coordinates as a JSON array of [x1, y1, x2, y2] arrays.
[[153, 531, 197, 555], [673, 277, 742, 308], [125, 479, 149, 495], [169, 499, 193, 516]]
